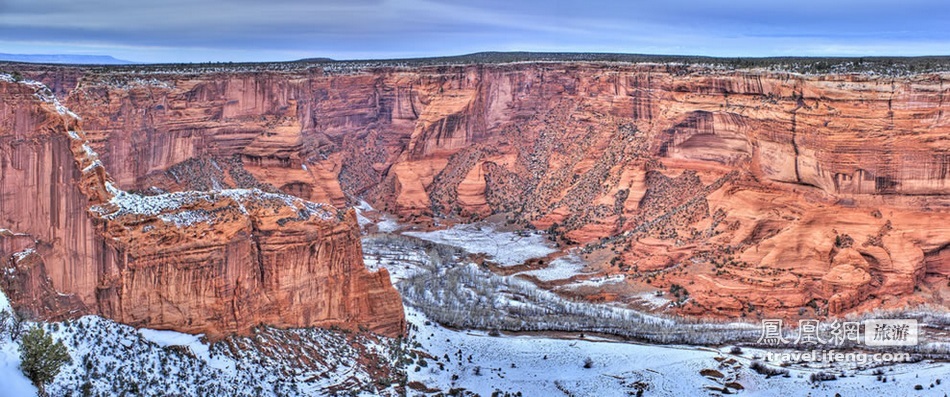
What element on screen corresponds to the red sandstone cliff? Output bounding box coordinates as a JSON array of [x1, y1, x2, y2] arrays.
[[11, 62, 950, 321], [0, 76, 404, 338]]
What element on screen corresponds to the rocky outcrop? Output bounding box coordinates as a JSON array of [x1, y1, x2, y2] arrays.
[[12, 61, 950, 320], [0, 77, 404, 338], [0, 233, 87, 321]]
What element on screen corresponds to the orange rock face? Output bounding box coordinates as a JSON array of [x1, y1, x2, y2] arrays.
[[0, 78, 404, 338], [13, 62, 950, 321]]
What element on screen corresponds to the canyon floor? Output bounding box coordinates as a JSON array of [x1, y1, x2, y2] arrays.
[[2, 210, 950, 396]]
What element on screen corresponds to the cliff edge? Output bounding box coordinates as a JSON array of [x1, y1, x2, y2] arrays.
[[0, 76, 405, 338]]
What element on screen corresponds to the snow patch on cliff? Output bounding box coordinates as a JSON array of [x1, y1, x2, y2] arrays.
[[5, 77, 82, 120], [0, 229, 27, 237], [93, 187, 337, 225], [82, 160, 103, 173], [158, 210, 216, 227], [13, 83, 343, 230], [95, 189, 207, 218], [80, 143, 95, 158], [11, 248, 35, 264]]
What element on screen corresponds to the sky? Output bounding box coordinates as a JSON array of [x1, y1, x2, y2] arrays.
[[0, 0, 947, 63]]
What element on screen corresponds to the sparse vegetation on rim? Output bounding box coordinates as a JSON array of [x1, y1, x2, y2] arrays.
[[4, 52, 950, 78]]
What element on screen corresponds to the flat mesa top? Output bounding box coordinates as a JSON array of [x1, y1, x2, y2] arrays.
[[3, 52, 950, 76]]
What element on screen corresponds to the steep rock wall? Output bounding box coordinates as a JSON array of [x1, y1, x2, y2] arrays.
[[18, 63, 950, 319], [0, 77, 404, 338]]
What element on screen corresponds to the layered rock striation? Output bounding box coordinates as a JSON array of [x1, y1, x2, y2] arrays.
[[0, 76, 404, 338], [12, 60, 950, 320]]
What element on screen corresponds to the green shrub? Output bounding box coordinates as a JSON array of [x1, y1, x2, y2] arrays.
[[19, 326, 72, 395]]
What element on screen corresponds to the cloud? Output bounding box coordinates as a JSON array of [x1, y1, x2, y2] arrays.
[[0, 0, 946, 62]]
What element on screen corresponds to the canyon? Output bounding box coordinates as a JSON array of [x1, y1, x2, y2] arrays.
[[2, 58, 949, 335], [0, 75, 404, 339]]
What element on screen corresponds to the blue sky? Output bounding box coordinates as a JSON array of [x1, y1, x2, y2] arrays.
[[0, 0, 947, 63]]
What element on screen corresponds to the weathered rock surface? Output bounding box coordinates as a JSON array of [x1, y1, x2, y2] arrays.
[[0, 77, 404, 338], [12, 61, 950, 320]]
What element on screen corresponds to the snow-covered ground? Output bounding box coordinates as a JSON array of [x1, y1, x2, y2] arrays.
[[403, 306, 718, 396], [404, 306, 950, 396], [2, 180, 948, 397], [404, 223, 557, 267], [377, 217, 401, 233], [138, 328, 203, 348], [558, 274, 627, 289], [363, 215, 950, 396], [354, 201, 374, 228], [4, 282, 950, 397], [93, 184, 338, 225], [354, 200, 402, 233], [0, 289, 402, 397], [518, 253, 593, 281], [368, 231, 761, 345], [0, 290, 37, 397], [362, 235, 434, 282], [632, 291, 674, 309]]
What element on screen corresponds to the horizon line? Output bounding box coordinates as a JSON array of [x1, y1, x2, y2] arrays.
[[3, 51, 950, 67]]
